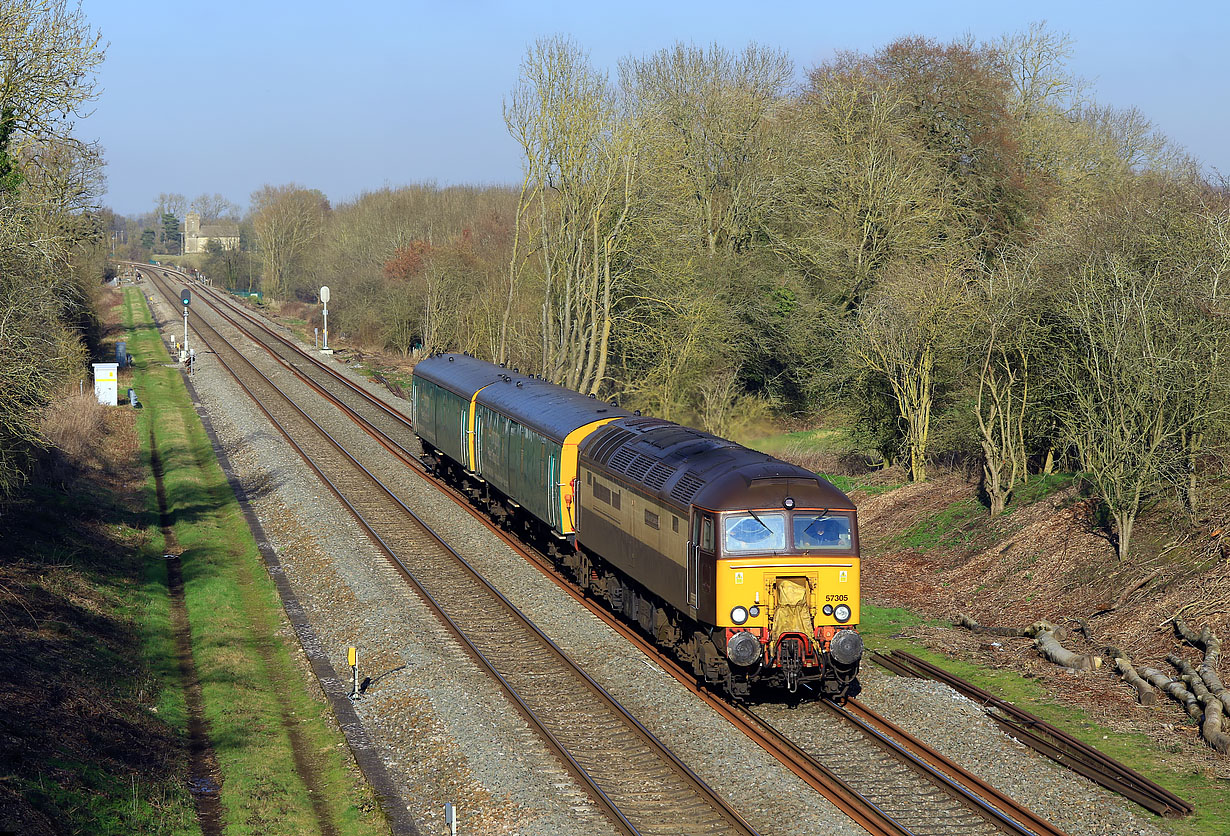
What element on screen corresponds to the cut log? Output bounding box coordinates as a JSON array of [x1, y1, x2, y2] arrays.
[[1033, 629, 1101, 671], [1183, 673, 1210, 702], [1198, 694, 1230, 754], [1171, 638, 1230, 714], [953, 613, 1035, 638], [1168, 653, 1200, 682], [1142, 667, 1202, 721], [1114, 657, 1158, 705]]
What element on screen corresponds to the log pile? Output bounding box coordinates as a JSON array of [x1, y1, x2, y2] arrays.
[[953, 609, 1229, 755]]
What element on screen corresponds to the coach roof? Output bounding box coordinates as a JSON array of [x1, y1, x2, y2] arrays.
[[476, 373, 634, 442], [412, 353, 509, 398]]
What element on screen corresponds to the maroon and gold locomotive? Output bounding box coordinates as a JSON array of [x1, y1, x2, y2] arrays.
[[412, 354, 863, 698]]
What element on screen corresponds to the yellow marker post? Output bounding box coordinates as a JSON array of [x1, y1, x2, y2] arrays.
[[348, 646, 359, 700]]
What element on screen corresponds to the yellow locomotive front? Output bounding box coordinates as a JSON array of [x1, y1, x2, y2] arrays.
[[712, 505, 863, 697]]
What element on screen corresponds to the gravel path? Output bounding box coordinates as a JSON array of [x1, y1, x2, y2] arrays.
[[147, 280, 1177, 836]]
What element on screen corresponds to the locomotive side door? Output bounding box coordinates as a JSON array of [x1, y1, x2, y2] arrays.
[[688, 510, 714, 612]]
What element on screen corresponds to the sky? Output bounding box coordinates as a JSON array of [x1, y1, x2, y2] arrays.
[[83, 0, 1229, 217]]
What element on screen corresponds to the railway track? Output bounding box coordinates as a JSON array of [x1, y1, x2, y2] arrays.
[[141, 267, 759, 836], [142, 267, 1074, 836], [872, 650, 1192, 818]]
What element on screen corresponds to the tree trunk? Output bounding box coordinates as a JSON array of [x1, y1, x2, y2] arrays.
[[1033, 628, 1102, 671], [1198, 694, 1230, 754], [1114, 657, 1157, 705], [1113, 509, 1134, 561]]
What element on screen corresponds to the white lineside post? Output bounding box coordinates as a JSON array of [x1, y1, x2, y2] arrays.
[[181, 287, 191, 358], [444, 803, 457, 836], [320, 285, 331, 351]]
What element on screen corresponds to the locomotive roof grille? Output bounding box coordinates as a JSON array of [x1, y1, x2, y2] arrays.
[[609, 447, 637, 472], [670, 471, 707, 504], [644, 463, 675, 490], [626, 454, 654, 480]]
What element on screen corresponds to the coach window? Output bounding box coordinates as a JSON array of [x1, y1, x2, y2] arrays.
[[701, 517, 714, 552]]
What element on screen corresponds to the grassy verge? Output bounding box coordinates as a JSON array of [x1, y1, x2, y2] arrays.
[[122, 287, 384, 835], [860, 604, 1229, 836]]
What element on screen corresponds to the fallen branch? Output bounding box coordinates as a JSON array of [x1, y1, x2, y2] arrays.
[[1114, 657, 1158, 705], [1198, 694, 1230, 754], [953, 613, 1036, 637], [1158, 602, 1199, 629], [1112, 567, 1163, 610], [1142, 667, 1202, 721], [1034, 628, 1101, 671]]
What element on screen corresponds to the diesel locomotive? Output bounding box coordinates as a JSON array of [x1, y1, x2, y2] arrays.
[[411, 354, 863, 699]]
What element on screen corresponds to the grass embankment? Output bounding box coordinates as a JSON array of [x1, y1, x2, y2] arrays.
[[120, 287, 386, 835]]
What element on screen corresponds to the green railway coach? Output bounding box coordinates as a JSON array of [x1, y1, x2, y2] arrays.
[[473, 377, 631, 536], [411, 355, 505, 470]]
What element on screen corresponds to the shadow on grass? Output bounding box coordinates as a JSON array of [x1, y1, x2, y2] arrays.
[[0, 479, 198, 834]]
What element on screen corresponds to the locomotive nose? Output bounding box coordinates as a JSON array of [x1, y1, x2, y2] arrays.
[[829, 628, 864, 666]]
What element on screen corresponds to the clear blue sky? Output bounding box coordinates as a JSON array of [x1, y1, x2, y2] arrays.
[[85, 1, 1228, 217]]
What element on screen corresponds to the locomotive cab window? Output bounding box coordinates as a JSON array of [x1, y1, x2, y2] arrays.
[[793, 513, 852, 550], [723, 512, 786, 553]]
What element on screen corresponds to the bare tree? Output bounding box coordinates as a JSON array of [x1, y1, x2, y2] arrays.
[[623, 42, 791, 256], [1051, 258, 1224, 559], [971, 255, 1039, 513], [191, 192, 238, 221], [0, 0, 104, 193], [852, 261, 969, 482], [250, 183, 329, 298], [505, 36, 638, 393], [764, 68, 952, 307]]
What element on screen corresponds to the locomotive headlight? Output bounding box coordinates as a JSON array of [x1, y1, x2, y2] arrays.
[[822, 604, 834, 616], [749, 605, 760, 618], [834, 604, 851, 623], [730, 606, 749, 625]]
